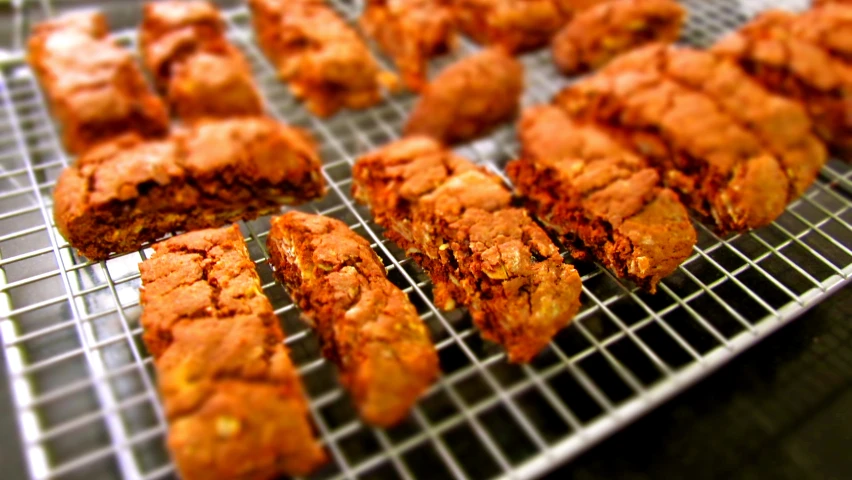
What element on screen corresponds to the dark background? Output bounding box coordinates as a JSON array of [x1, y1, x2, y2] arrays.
[[1, 286, 849, 480]]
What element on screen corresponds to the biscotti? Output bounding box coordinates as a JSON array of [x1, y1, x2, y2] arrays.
[[139, 225, 326, 480], [404, 48, 523, 144], [600, 45, 826, 198], [551, 0, 685, 75], [553, 62, 791, 233], [53, 118, 325, 260], [353, 137, 582, 363], [248, 0, 390, 117], [712, 6, 852, 159], [450, 0, 581, 53], [28, 11, 169, 154], [267, 212, 439, 426], [140, 0, 263, 122], [507, 105, 696, 293], [360, 0, 456, 90]]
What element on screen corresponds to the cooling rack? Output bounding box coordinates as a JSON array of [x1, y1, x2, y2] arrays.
[[0, 0, 849, 479]]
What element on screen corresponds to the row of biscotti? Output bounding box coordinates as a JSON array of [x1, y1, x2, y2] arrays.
[[33, 5, 328, 261], [26, 0, 688, 142], [27, 0, 384, 150], [413, 1, 852, 155], [362, 0, 686, 90], [397, 0, 687, 145], [406, 5, 844, 293], [28, 4, 264, 155], [136, 137, 589, 477], [506, 42, 829, 292], [547, 2, 852, 160], [139, 214, 443, 479], [252, 0, 686, 105]]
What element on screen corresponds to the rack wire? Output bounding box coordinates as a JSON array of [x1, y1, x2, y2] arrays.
[[0, 0, 849, 479]]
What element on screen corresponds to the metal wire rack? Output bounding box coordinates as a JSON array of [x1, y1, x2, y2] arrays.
[[0, 0, 849, 479]]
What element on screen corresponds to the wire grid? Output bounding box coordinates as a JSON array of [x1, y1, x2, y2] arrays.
[[0, 0, 850, 479]]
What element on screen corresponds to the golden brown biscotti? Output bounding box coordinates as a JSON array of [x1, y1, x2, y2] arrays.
[[551, 0, 686, 75], [361, 0, 456, 91], [451, 0, 599, 53], [353, 137, 583, 363], [404, 48, 523, 144], [267, 212, 439, 426], [601, 44, 826, 198], [139, 0, 264, 122], [553, 65, 791, 233], [53, 118, 325, 260], [139, 225, 326, 480], [28, 11, 169, 154], [248, 0, 391, 117], [712, 7, 852, 159], [507, 105, 696, 293]]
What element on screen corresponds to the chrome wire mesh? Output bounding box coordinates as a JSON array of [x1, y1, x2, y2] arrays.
[[0, 0, 850, 479]]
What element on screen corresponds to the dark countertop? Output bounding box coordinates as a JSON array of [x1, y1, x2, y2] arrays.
[[548, 285, 851, 480], [1, 286, 849, 480]]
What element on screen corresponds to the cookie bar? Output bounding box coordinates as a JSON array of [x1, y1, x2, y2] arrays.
[[248, 0, 391, 117], [507, 106, 695, 293], [267, 212, 439, 426], [361, 0, 456, 90], [53, 118, 325, 260], [601, 44, 826, 197], [404, 48, 523, 144], [553, 66, 791, 233], [28, 11, 169, 154], [551, 0, 685, 75], [140, 0, 264, 121], [139, 225, 326, 479], [353, 137, 582, 363], [451, 0, 592, 53], [712, 8, 852, 159]]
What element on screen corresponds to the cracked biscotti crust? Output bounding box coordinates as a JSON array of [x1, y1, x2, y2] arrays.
[[404, 48, 523, 144], [507, 105, 696, 293], [28, 11, 169, 154], [712, 7, 852, 159], [361, 0, 456, 91], [553, 62, 791, 233], [138, 224, 326, 480], [551, 0, 685, 75], [602, 44, 826, 198], [352, 137, 582, 363], [53, 118, 325, 260], [140, 1, 264, 122], [267, 212, 439, 426], [248, 0, 390, 117]]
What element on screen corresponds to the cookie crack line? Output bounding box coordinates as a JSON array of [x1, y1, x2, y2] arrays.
[[266, 211, 439, 427]]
